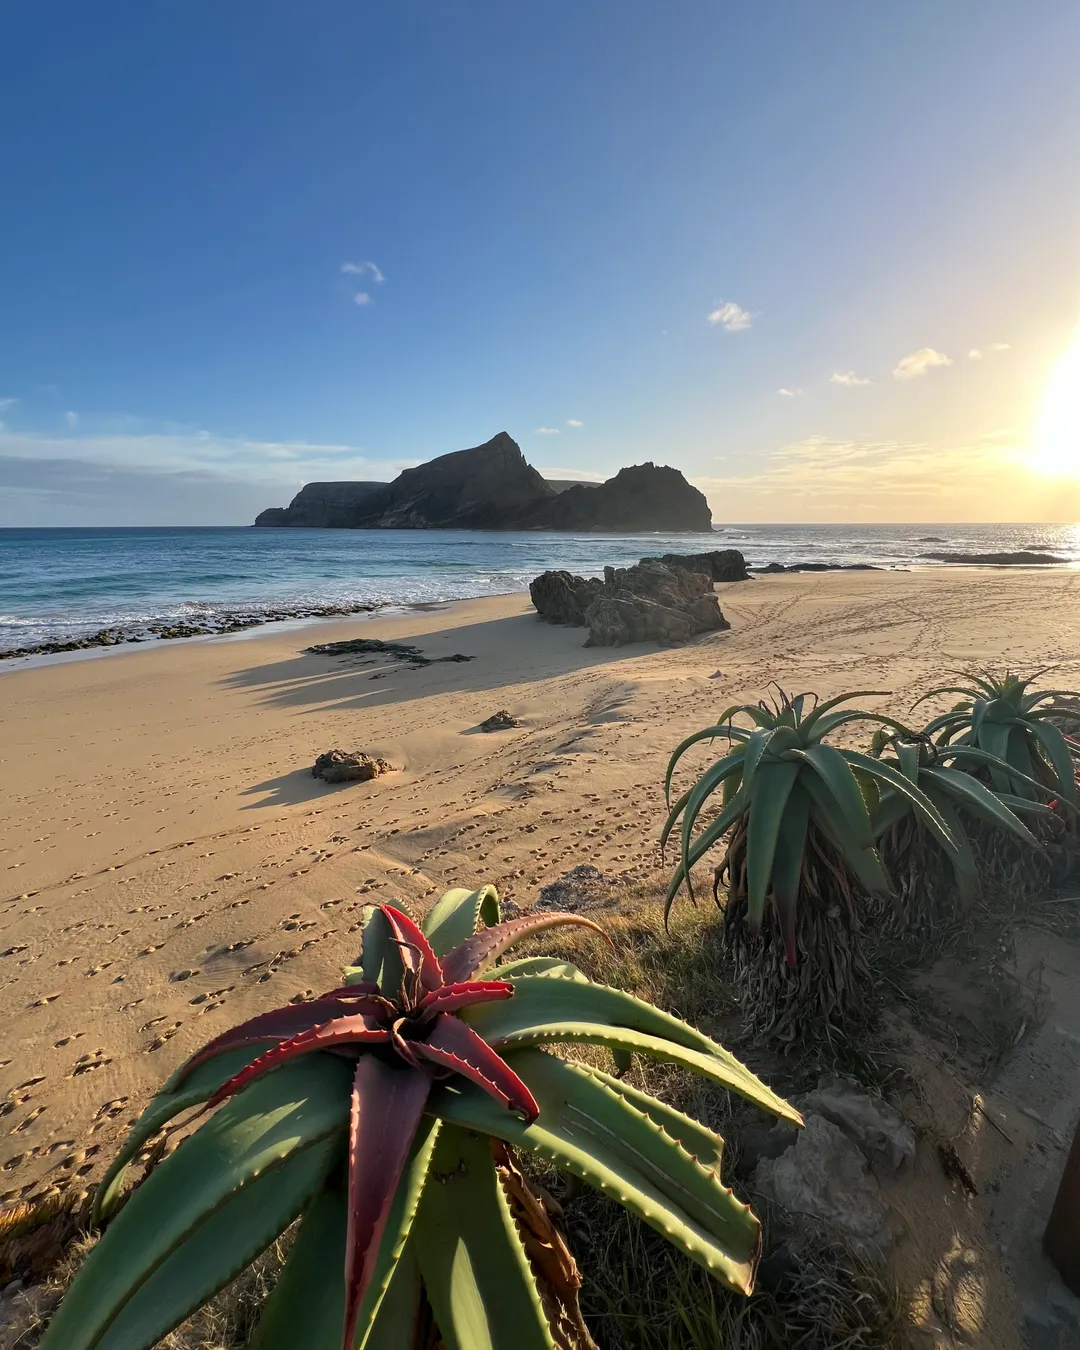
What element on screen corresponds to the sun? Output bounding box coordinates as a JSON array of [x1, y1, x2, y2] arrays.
[[1032, 327, 1080, 477]]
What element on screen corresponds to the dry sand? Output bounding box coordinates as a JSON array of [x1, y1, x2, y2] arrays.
[[4, 566, 1080, 1344]]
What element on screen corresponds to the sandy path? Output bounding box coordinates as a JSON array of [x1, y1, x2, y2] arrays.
[[3, 567, 1080, 1236]]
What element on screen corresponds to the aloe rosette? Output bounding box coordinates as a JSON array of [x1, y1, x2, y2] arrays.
[[44, 885, 798, 1350], [913, 669, 1080, 809], [869, 733, 1049, 924]]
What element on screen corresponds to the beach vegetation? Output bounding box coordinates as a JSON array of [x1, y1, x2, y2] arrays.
[[40, 887, 797, 1350], [661, 688, 957, 1043]]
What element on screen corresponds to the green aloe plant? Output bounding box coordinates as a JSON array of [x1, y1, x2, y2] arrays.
[[662, 689, 957, 1040], [44, 886, 798, 1350], [868, 732, 1049, 930], [913, 669, 1080, 808]]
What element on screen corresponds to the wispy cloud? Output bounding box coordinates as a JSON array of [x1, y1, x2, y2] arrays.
[[968, 342, 1011, 360], [0, 397, 17, 411], [535, 427, 559, 435], [830, 371, 872, 386], [352, 292, 373, 307], [690, 433, 1062, 522], [707, 301, 753, 332], [341, 260, 385, 283], [776, 388, 802, 397], [566, 419, 584, 428], [538, 467, 606, 482], [893, 347, 952, 380], [65, 410, 79, 427]]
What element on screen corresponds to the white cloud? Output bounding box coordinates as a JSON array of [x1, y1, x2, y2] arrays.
[[830, 371, 872, 386], [65, 410, 78, 427], [566, 419, 584, 428], [776, 388, 802, 397], [535, 427, 559, 435], [0, 397, 17, 411], [341, 260, 385, 283], [707, 301, 753, 332], [968, 342, 1011, 360], [893, 347, 953, 380], [352, 292, 373, 307], [538, 467, 606, 482]]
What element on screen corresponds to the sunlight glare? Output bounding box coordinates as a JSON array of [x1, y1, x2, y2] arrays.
[[1033, 327, 1080, 477]]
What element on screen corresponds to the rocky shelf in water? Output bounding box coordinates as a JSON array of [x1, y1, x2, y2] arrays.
[[917, 550, 1070, 566], [0, 601, 382, 662]]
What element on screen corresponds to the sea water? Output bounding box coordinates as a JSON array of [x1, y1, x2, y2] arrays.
[[2, 523, 1078, 651]]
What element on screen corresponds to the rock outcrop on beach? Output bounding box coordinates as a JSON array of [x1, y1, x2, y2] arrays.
[[311, 750, 394, 783], [530, 558, 729, 647], [253, 433, 712, 533], [752, 561, 881, 574], [647, 549, 750, 581], [918, 550, 1068, 566]]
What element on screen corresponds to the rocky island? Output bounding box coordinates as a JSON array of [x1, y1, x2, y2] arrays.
[[254, 431, 712, 533]]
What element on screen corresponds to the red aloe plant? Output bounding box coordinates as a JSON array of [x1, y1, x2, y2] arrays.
[[170, 904, 605, 1350]]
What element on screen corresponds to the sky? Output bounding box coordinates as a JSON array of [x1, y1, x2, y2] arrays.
[[1, 1, 1078, 526]]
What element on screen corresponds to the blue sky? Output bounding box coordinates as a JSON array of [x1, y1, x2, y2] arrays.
[[1, 1, 1078, 524]]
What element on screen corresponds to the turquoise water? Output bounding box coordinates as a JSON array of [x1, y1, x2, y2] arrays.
[[2, 523, 1078, 650]]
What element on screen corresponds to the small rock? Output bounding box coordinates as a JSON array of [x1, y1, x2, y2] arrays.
[[536, 864, 617, 912], [479, 710, 520, 732], [800, 1078, 916, 1174], [754, 1114, 893, 1262], [311, 750, 395, 784]]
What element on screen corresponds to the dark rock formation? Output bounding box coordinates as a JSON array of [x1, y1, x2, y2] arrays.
[[312, 750, 394, 783], [306, 637, 474, 666], [751, 562, 881, 574], [523, 463, 712, 533], [918, 550, 1068, 565], [531, 559, 729, 648], [479, 709, 520, 731], [646, 549, 750, 582], [527, 571, 605, 626], [254, 434, 711, 533], [254, 482, 389, 528]]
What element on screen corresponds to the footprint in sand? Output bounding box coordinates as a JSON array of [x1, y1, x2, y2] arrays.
[[70, 1050, 112, 1077], [145, 1022, 182, 1052]]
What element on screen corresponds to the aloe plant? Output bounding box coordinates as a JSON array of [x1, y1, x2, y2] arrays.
[[662, 689, 957, 1040], [913, 669, 1080, 808], [44, 886, 797, 1350], [868, 732, 1049, 930]]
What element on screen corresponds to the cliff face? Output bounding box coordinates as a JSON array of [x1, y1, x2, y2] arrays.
[[254, 481, 389, 528], [253, 434, 711, 533]]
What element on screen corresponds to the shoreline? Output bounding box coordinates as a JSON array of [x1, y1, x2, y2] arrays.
[[4, 559, 1077, 672]]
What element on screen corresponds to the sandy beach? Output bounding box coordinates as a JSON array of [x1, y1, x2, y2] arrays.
[[3, 566, 1080, 1344]]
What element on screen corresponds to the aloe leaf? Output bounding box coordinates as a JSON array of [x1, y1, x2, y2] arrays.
[[358, 1243, 424, 1350], [769, 783, 810, 963], [42, 1055, 353, 1350], [805, 790, 891, 895], [896, 743, 921, 784], [678, 749, 752, 880], [744, 760, 800, 932], [429, 1051, 765, 1295], [441, 912, 609, 983], [422, 885, 500, 959], [936, 746, 1056, 797], [343, 906, 403, 990], [343, 1058, 434, 1350], [911, 685, 978, 711], [922, 766, 1041, 847], [995, 793, 1053, 815], [578, 1063, 724, 1172], [664, 726, 743, 804], [842, 750, 957, 854], [921, 710, 971, 737], [975, 719, 1012, 780], [1028, 719, 1079, 806], [491, 956, 589, 982], [924, 789, 979, 906], [666, 788, 747, 912], [796, 745, 874, 849], [247, 1186, 347, 1350], [93, 1043, 269, 1224], [412, 1125, 558, 1350], [414, 1016, 539, 1119], [461, 975, 799, 1123], [801, 690, 888, 732], [871, 787, 914, 838]]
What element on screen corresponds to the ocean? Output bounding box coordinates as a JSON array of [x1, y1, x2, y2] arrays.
[[2, 522, 1078, 654]]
